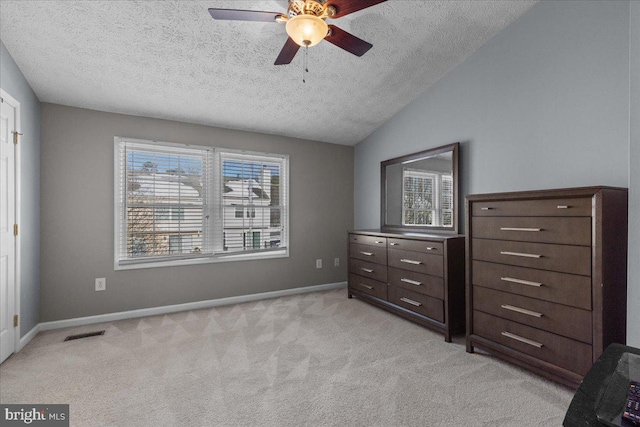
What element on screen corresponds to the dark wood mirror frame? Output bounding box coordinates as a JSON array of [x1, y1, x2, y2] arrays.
[[380, 142, 459, 234]]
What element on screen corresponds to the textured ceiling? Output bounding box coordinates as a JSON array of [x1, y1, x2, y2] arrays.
[[0, 0, 536, 145]]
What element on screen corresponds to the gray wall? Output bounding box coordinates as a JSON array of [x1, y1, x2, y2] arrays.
[[355, 2, 637, 342], [0, 40, 41, 337], [40, 104, 353, 321], [629, 1, 640, 347]]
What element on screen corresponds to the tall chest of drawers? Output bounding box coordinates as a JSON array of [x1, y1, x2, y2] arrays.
[[466, 187, 628, 388], [348, 230, 465, 342]]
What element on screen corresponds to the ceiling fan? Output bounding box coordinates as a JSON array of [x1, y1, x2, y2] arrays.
[[208, 0, 387, 65]]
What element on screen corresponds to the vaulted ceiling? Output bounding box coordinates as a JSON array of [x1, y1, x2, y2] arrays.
[[0, 1, 536, 145]]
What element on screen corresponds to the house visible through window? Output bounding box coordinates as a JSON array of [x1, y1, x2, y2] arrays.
[[114, 137, 289, 269]]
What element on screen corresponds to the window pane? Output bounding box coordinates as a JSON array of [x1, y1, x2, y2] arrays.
[[118, 139, 210, 262], [219, 153, 286, 255]]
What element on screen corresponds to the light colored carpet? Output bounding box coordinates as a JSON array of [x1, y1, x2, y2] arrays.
[[0, 288, 573, 426]]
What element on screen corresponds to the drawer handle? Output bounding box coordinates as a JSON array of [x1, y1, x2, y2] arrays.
[[426, 247, 437, 251], [390, 242, 399, 246], [400, 297, 422, 307], [360, 268, 374, 273], [500, 251, 542, 259], [557, 205, 569, 209], [500, 227, 542, 232], [360, 251, 374, 256], [375, 241, 384, 244], [501, 304, 543, 318], [401, 278, 422, 286], [400, 258, 422, 265], [501, 331, 543, 348], [480, 207, 493, 211], [501, 277, 543, 287], [360, 284, 374, 290]]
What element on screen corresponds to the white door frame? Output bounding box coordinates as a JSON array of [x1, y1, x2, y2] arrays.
[[1, 88, 21, 354]]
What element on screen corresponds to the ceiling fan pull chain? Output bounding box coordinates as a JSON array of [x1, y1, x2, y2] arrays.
[[302, 46, 309, 83]]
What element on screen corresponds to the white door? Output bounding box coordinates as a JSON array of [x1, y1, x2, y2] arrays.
[[0, 94, 17, 363]]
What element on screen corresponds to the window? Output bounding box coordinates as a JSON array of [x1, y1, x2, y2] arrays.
[[402, 169, 452, 227], [114, 137, 289, 269], [216, 150, 288, 255]]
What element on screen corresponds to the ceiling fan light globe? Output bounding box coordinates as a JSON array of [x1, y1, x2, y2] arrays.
[[285, 15, 328, 47]]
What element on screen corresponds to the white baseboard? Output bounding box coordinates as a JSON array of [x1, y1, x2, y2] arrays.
[[19, 324, 41, 351], [38, 281, 347, 332]]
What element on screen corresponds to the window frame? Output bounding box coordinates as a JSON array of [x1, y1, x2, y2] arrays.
[[114, 138, 289, 270]]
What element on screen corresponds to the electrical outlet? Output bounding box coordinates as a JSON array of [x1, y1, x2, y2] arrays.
[[316, 259, 322, 269], [334, 258, 340, 267], [95, 278, 106, 291]]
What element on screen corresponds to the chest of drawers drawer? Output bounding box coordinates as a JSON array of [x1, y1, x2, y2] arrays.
[[348, 273, 387, 300], [387, 238, 443, 254], [473, 310, 592, 376], [388, 267, 444, 300], [349, 258, 388, 283], [349, 234, 387, 247], [472, 238, 591, 276], [471, 217, 591, 246], [388, 248, 443, 277], [349, 242, 387, 265], [473, 286, 592, 343], [472, 197, 592, 217], [472, 260, 591, 310], [388, 285, 444, 323]]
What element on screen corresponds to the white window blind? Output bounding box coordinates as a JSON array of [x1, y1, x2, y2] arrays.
[[215, 150, 288, 256], [115, 138, 212, 266], [114, 138, 289, 269]]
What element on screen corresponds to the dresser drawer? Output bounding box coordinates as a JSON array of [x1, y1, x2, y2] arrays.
[[472, 238, 591, 276], [471, 217, 591, 246], [350, 243, 387, 265], [472, 261, 591, 310], [472, 197, 592, 217], [389, 286, 444, 323], [473, 286, 592, 343], [349, 274, 387, 300], [349, 234, 387, 247], [387, 238, 443, 254], [388, 267, 444, 299], [473, 311, 592, 376], [388, 248, 443, 277], [349, 258, 388, 283]]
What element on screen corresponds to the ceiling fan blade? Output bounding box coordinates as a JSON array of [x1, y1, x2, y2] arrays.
[[325, 25, 372, 57], [208, 8, 283, 23], [325, 0, 387, 19], [275, 38, 300, 65]]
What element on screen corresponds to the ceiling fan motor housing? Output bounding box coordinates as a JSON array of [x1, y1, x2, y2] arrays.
[[287, 0, 336, 19]]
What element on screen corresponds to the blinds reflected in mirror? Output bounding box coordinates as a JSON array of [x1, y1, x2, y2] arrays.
[[402, 169, 453, 227]]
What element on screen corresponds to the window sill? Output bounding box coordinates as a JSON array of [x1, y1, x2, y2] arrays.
[[114, 249, 289, 271]]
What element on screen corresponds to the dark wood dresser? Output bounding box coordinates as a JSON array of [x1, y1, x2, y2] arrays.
[[348, 230, 465, 341], [466, 186, 628, 388]]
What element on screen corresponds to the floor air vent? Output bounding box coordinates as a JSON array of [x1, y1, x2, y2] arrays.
[[64, 330, 105, 341]]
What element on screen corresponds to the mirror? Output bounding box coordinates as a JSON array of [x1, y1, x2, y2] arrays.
[[381, 143, 459, 234]]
